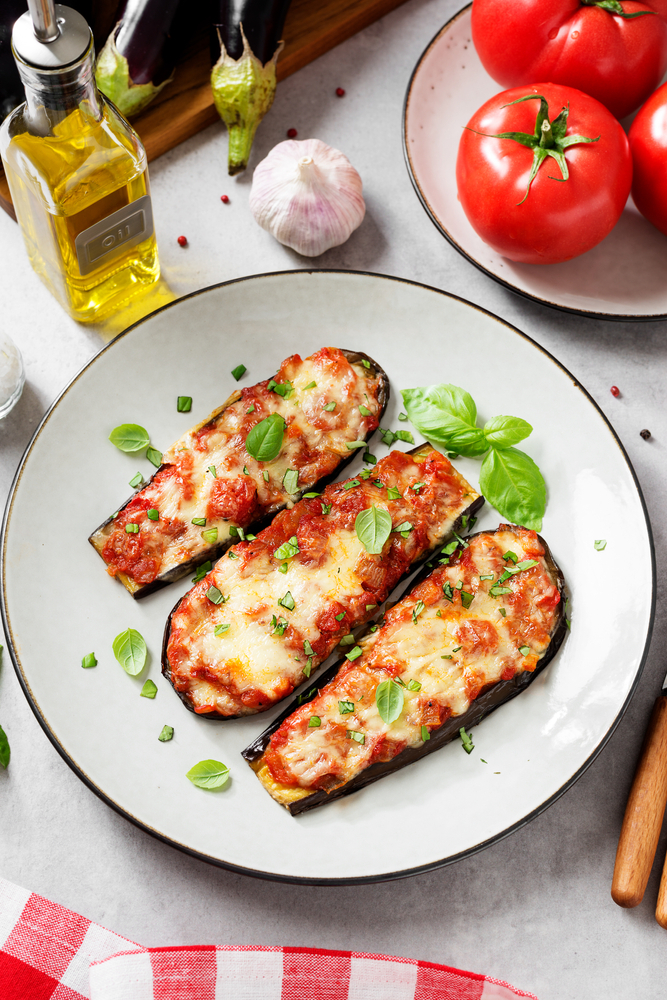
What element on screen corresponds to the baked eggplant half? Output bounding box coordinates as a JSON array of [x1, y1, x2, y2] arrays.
[[89, 347, 389, 598], [163, 445, 484, 718], [243, 524, 566, 814]]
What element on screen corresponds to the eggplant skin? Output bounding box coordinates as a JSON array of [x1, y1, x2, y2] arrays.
[[242, 529, 566, 816], [162, 462, 484, 722], [89, 349, 389, 600], [211, 0, 293, 65]]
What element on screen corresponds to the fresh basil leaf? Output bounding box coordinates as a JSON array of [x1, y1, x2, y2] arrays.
[[0, 725, 10, 768], [129, 472, 144, 488], [279, 591, 295, 611], [386, 486, 402, 501], [355, 505, 392, 554], [308, 716, 321, 727], [146, 446, 162, 468], [283, 468, 299, 495], [214, 623, 231, 636], [479, 447, 546, 531], [375, 679, 404, 724], [109, 423, 150, 453], [395, 429, 414, 444], [140, 679, 157, 699], [275, 535, 299, 560], [201, 528, 218, 545], [158, 725, 174, 742], [207, 585, 224, 605], [246, 413, 286, 462], [304, 640, 314, 656], [347, 730, 365, 744], [192, 560, 212, 583], [186, 759, 230, 790], [112, 628, 147, 676], [483, 415, 532, 449], [339, 700, 355, 714], [401, 385, 487, 456], [81, 652, 97, 669]]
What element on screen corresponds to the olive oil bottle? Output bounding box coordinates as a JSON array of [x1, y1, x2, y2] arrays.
[[0, 2, 159, 323]]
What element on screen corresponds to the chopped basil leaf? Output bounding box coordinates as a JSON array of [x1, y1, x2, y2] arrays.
[[177, 397, 192, 412], [346, 440, 367, 450], [359, 404, 371, 416], [279, 562, 288, 573], [366, 604, 376, 611], [398, 412, 408, 422], [147, 508, 159, 521], [279, 591, 295, 611], [229, 525, 245, 540], [140, 679, 158, 699], [373, 479, 384, 488], [461, 590, 474, 609], [304, 380, 317, 390], [376, 679, 404, 723], [246, 412, 286, 462], [395, 429, 414, 444], [346, 645, 363, 661], [459, 727, 474, 754], [361, 359, 371, 368], [452, 645, 462, 652], [379, 428, 396, 446], [480, 573, 494, 581], [201, 527, 218, 544], [308, 716, 321, 727], [125, 523, 139, 534], [335, 612, 346, 621], [323, 401, 336, 411], [146, 446, 162, 468], [519, 645, 530, 655], [275, 535, 299, 560], [347, 730, 365, 744], [386, 486, 402, 501], [441, 539, 459, 556], [109, 423, 150, 452], [442, 654, 452, 659], [436, 610, 443, 618], [263, 470, 270, 482], [207, 465, 217, 477], [394, 676, 407, 687], [499, 608, 507, 617], [411, 482, 425, 492], [112, 628, 147, 676], [442, 582, 454, 602], [207, 585, 224, 605], [283, 468, 299, 494], [297, 685, 318, 705], [339, 700, 355, 714], [272, 380, 294, 398], [369, 624, 379, 632], [343, 480, 360, 490], [594, 539, 607, 551], [271, 615, 289, 636], [503, 559, 539, 577], [246, 404, 255, 414], [192, 560, 212, 583], [304, 657, 313, 677], [448, 452, 460, 459], [214, 623, 231, 636], [503, 550, 518, 563], [407, 679, 421, 691], [304, 640, 314, 656], [231, 363, 247, 381], [359, 468, 372, 479], [453, 531, 469, 549], [355, 505, 392, 554], [363, 452, 377, 465], [490, 584, 512, 596], [81, 652, 97, 669], [339, 634, 355, 646], [321, 501, 332, 514], [421, 725, 430, 741], [412, 600, 425, 624], [186, 760, 230, 790], [192, 517, 206, 526], [158, 725, 174, 742], [129, 472, 144, 488]]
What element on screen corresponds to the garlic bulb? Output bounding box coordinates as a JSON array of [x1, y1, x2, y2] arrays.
[[249, 139, 365, 256]]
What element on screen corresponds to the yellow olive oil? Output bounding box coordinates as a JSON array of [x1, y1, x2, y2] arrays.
[[0, 13, 159, 324]]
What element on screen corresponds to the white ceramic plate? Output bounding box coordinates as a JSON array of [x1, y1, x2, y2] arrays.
[[1, 271, 654, 883], [403, 5, 667, 320]]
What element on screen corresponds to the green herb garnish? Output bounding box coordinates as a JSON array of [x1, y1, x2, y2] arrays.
[[140, 679, 158, 699], [461, 591, 474, 609], [442, 582, 454, 602], [346, 645, 362, 661], [304, 640, 314, 656], [355, 505, 392, 554], [321, 501, 332, 514], [335, 612, 346, 621], [412, 600, 425, 624], [421, 725, 430, 741], [347, 730, 365, 744], [146, 447, 162, 468], [112, 628, 147, 676], [459, 727, 474, 754], [125, 523, 139, 534], [192, 560, 212, 583], [594, 539, 607, 551], [279, 591, 295, 611], [407, 679, 421, 691], [192, 517, 207, 526], [339, 700, 355, 714], [283, 469, 299, 494], [304, 381, 317, 390], [0, 726, 10, 768], [158, 725, 174, 742], [519, 645, 530, 655], [309, 716, 321, 727], [186, 760, 229, 790], [201, 528, 218, 544], [231, 364, 247, 381], [147, 508, 159, 521], [246, 412, 286, 462], [343, 480, 360, 490], [81, 653, 97, 669], [129, 472, 144, 488], [109, 423, 150, 452], [323, 402, 336, 411], [386, 486, 402, 501], [177, 397, 192, 412], [275, 535, 299, 560], [376, 679, 404, 723], [207, 585, 225, 605], [271, 615, 288, 636]]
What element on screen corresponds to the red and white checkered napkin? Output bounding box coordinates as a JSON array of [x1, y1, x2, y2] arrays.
[[0, 875, 538, 1000]]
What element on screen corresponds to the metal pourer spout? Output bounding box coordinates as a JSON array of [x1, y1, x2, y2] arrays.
[[27, 0, 60, 44]]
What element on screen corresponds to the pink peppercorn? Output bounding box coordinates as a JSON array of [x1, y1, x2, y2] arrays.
[[336, 87, 345, 97], [287, 128, 298, 138], [177, 235, 188, 247], [610, 386, 620, 397], [220, 195, 230, 204]]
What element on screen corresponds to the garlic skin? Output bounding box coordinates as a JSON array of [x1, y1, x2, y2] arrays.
[[249, 139, 366, 256]]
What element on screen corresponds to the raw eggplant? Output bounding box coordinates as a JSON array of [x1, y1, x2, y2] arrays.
[[243, 526, 566, 815], [89, 348, 389, 599], [162, 444, 485, 719], [210, 0, 293, 174], [95, 0, 188, 117]]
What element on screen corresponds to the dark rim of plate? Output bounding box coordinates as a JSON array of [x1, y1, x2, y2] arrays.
[[0, 268, 657, 885]]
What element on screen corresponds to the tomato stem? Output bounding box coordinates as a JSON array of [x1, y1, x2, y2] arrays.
[[580, 0, 653, 18]]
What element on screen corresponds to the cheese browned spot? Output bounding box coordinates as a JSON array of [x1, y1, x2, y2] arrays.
[[164, 449, 480, 717], [261, 526, 561, 792], [90, 347, 385, 591]]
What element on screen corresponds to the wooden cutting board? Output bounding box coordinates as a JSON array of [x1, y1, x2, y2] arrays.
[[0, 0, 410, 220]]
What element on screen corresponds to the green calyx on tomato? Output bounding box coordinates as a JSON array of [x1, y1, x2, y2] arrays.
[[466, 94, 599, 204], [580, 0, 653, 20]]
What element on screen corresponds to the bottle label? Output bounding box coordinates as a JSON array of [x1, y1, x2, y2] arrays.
[[75, 195, 154, 276]]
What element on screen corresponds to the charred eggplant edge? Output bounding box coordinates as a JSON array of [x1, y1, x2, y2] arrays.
[[161, 444, 485, 720], [241, 527, 567, 815], [88, 348, 389, 600]]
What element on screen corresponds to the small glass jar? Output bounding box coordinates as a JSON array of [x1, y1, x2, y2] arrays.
[[0, 333, 25, 419]]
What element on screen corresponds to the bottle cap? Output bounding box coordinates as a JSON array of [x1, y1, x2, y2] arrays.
[[13, 3, 91, 69]]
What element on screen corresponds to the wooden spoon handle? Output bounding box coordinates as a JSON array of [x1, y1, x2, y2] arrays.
[[656, 851, 667, 927], [612, 696, 667, 908]]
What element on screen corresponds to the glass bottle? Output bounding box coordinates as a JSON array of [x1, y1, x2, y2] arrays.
[[0, 2, 159, 323]]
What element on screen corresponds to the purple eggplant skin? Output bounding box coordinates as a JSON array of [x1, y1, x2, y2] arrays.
[[161, 448, 485, 721], [89, 349, 390, 600], [210, 0, 293, 65], [242, 529, 567, 816]]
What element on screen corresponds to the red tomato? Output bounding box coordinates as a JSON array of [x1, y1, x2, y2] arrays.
[[456, 84, 632, 265], [628, 81, 667, 235], [471, 0, 667, 121]]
